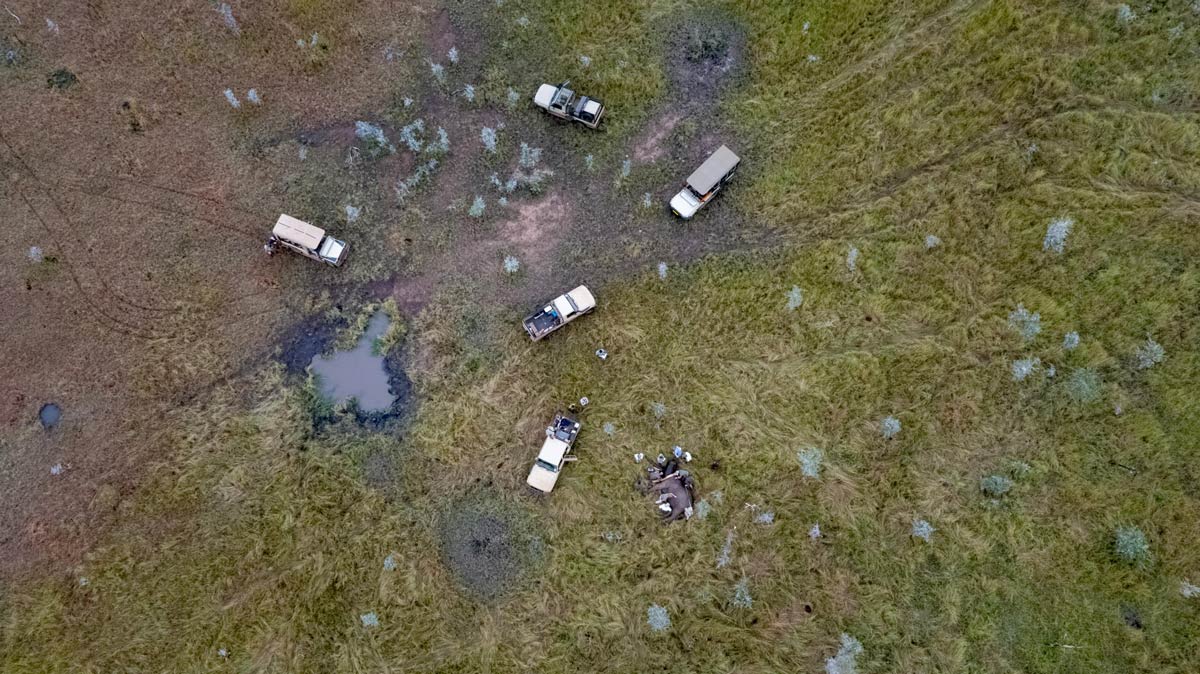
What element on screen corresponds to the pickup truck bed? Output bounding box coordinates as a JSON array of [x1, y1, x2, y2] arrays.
[[523, 285, 595, 341]]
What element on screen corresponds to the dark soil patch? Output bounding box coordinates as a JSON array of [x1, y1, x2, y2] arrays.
[[47, 68, 78, 90], [277, 315, 344, 373], [438, 494, 541, 601], [665, 12, 748, 101], [1120, 604, 1143, 630], [38, 403, 61, 430]]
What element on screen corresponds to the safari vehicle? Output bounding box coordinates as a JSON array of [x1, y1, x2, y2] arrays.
[[523, 285, 596, 341], [532, 81, 604, 129], [265, 214, 349, 266], [527, 412, 581, 493], [669, 145, 740, 219]]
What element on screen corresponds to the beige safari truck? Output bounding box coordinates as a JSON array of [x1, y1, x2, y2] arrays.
[[527, 412, 581, 493], [265, 214, 349, 266], [669, 145, 740, 219], [533, 81, 604, 129], [523, 285, 595, 341]]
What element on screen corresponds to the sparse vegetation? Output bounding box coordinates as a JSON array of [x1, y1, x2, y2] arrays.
[[2, 0, 1198, 672]]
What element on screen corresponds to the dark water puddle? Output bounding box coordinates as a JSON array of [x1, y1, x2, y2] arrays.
[[39, 403, 61, 430], [309, 311, 396, 412]]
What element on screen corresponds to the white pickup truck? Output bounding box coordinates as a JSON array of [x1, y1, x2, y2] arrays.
[[522, 285, 595, 341], [533, 81, 604, 129], [527, 412, 581, 493]]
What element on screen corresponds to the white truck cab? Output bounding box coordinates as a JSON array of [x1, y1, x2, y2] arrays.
[[670, 145, 740, 219], [266, 214, 349, 266]]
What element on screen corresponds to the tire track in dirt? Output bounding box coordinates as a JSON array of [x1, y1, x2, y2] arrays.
[[11, 189, 167, 341], [65, 182, 263, 240], [1, 130, 179, 338]]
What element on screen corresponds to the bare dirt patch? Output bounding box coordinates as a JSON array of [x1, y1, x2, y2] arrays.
[[497, 192, 573, 262], [632, 110, 684, 164]]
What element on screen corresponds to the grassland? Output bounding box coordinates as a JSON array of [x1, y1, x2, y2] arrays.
[[2, 0, 1199, 672]]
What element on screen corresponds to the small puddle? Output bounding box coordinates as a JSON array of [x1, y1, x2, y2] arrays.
[[39, 403, 62, 430], [308, 311, 396, 412]]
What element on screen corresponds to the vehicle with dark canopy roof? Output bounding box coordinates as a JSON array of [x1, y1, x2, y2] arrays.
[[669, 145, 740, 219]]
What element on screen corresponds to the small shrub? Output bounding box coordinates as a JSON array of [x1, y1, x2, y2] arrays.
[[603, 422, 615, 436], [695, 499, 711, 519], [846, 246, 859, 272], [518, 142, 542, 168], [732, 578, 753, 608], [1113, 525, 1151, 566], [468, 196, 485, 218], [880, 416, 901, 439], [797, 447, 823, 478], [911, 518, 935, 542], [1011, 357, 1040, 381], [27, 246, 44, 262], [809, 523, 822, 539], [650, 401, 667, 419], [1133, 337, 1165, 370], [755, 511, 775, 525], [399, 119, 425, 152], [786, 285, 804, 311], [447, 47, 459, 64], [657, 262, 668, 280], [355, 121, 395, 154], [980, 474, 1014, 497], [359, 612, 380, 628], [578, 54, 592, 67], [344, 205, 361, 223], [924, 234, 941, 249], [502, 255, 519, 274], [216, 3, 239, 34], [1116, 4, 1136, 25], [825, 633, 863, 674], [428, 60, 445, 84], [1062, 331, 1080, 350], [462, 84, 475, 102], [383, 554, 397, 571], [1182, 580, 1200, 598], [426, 127, 450, 155], [1065, 367, 1101, 403], [45, 18, 60, 35], [642, 192, 652, 208], [1043, 216, 1073, 254], [246, 88, 262, 105], [1007, 304, 1042, 341], [716, 531, 734, 568], [584, 154, 595, 171], [807, 54, 821, 63], [480, 127, 498, 153], [516, 15, 530, 27], [683, 24, 729, 63], [223, 88, 240, 108], [647, 604, 670, 632], [506, 87, 520, 109]]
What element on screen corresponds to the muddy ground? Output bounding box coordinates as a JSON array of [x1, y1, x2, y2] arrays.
[[0, 0, 761, 586]]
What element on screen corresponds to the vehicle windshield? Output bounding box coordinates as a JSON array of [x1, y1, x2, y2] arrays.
[[679, 188, 702, 206], [535, 459, 558, 473]]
